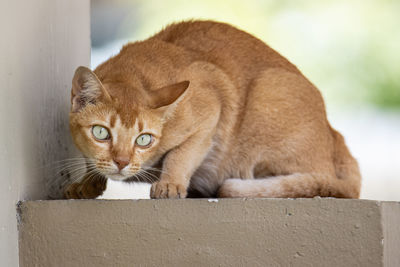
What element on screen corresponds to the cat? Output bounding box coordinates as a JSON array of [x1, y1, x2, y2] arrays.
[[64, 20, 361, 199]]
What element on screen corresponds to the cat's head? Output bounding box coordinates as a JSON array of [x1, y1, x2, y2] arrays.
[[69, 66, 189, 181]]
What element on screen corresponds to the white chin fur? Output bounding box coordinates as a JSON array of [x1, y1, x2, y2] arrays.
[[106, 173, 128, 181]]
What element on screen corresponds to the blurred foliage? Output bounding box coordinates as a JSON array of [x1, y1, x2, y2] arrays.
[[94, 0, 400, 109]]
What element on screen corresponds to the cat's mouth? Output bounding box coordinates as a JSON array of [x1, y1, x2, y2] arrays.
[[103, 168, 161, 184], [95, 162, 141, 182], [94, 158, 162, 183]]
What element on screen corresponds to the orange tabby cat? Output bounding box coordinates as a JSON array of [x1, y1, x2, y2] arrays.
[[65, 20, 361, 199]]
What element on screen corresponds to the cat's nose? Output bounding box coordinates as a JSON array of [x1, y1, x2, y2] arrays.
[[113, 156, 130, 171]]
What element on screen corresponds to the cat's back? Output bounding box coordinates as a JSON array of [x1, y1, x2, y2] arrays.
[[152, 20, 300, 86]]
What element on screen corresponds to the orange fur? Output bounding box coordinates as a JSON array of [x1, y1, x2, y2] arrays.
[[65, 20, 361, 199]]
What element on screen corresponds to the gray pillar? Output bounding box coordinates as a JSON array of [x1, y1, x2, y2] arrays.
[[0, 1, 90, 265]]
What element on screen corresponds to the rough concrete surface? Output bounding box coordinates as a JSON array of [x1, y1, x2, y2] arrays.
[[18, 199, 400, 267]]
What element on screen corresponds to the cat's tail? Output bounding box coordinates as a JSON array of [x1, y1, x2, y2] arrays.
[[218, 128, 361, 199], [329, 127, 362, 198]]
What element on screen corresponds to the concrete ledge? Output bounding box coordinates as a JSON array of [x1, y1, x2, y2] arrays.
[[18, 199, 400, 266]]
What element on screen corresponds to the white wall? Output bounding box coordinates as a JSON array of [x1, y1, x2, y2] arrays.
[[0, 1, 90, 265]]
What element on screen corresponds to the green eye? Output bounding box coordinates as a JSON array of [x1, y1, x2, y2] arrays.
[[92, 125, 110, 140], [136, 134, 152, 147]]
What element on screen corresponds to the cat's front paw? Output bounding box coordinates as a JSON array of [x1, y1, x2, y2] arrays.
[[150, 181, 187, 199], [64, 177, 107, 199]]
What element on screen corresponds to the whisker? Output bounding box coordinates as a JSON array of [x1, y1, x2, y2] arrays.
[[141, 170, 159, 181], [46, 158, 100, 195], [143, 166, 169, 176], [39, 157, 88, 169], [53, 162, 88, 175], [137, 169, 159, 183], [136, 172, 153, 184]]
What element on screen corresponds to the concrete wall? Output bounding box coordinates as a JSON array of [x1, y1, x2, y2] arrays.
[[18, 199, 400, 267], [0, 1, 90, 266]]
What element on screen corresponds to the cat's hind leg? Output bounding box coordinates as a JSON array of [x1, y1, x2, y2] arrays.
[[217, 173, 359, 198]]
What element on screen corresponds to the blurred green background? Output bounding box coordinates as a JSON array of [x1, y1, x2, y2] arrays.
[[91, 0, 400, 200]]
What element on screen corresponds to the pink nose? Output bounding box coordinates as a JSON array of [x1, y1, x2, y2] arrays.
[[113, 157, 129, 171]]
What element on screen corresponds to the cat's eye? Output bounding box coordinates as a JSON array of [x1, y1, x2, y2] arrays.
[[92, 125, 110, 140], [136, 134, 153, 147]]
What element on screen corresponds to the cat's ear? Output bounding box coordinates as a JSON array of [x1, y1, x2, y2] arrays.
[[148, 80, 190, 111], [71, 66, 111, 112]]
